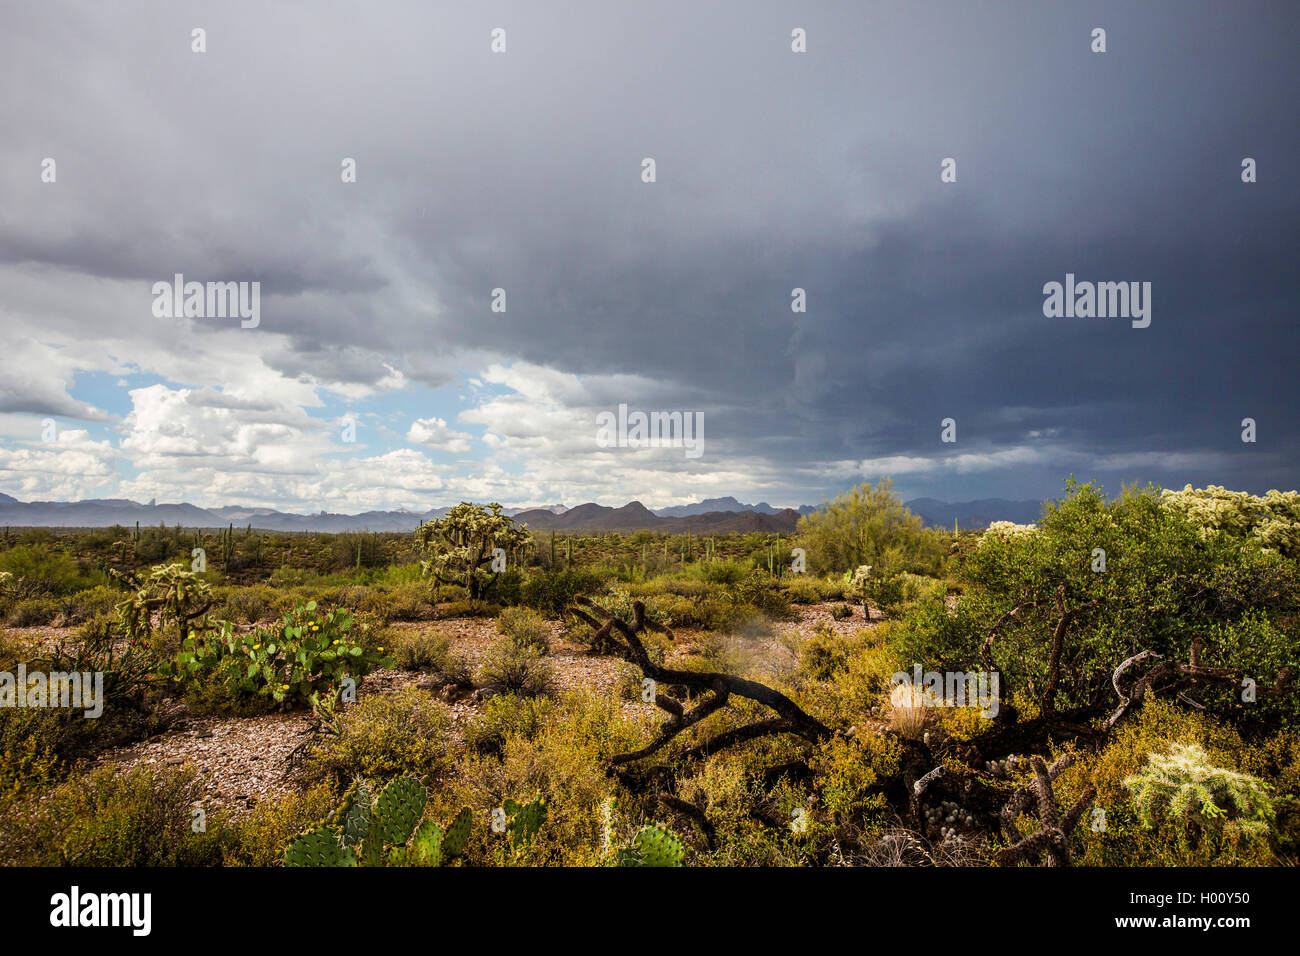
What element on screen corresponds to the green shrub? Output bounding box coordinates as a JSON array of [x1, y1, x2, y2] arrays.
[[301, 687, 454, 788], [0, 545, 83, 595], [464, 693, 556, 753], [225, 783, 338, 866], [0, 765, 231, 866], [438, 599, 501, 619], [4, 597, 59, 627], [795, 480, 947, 577], [65, 585, 123, 623], [521, 568, 602, 614], [496, 606, 551, 653], [781, 578, 823, 604], [385, 581, 437, 621], [214, 585, 280, 624], [479, 635, 552, 697]]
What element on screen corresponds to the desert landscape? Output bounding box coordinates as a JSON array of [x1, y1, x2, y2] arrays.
[[1, 480, 1296, 869]]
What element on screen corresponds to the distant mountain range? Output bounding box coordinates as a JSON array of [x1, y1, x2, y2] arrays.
[[511, 501, 804, 533], [904, 497, 1044, 529], [0, 492, 1043, 533], [652, 496, 818, 518]]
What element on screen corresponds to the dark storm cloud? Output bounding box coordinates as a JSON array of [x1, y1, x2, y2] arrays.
[[1, 0, 1296, 502]]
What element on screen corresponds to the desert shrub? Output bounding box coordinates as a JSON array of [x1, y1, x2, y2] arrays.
[[439, 599, 501, 619], [385, 581, 437, 621], [521, 568, 603, 614], [700, 559, 751, 585], [5, 597, 59, 627], [939, 480, 1300, 723], [799, 623, 857, 681], [0, 545, 83, 595], [798, 634, 903, 729], [811, 732, 899, 825], [779, 577, 822, 604], [818, 577, 848, 601], [464, 693, 557, 754], [496, 606, 552, 654], [391, 628, 444, 670], [795, 479, 947, 577], [301, 687, 454, 788], [0, 710, 65, 798], [225, 783, 338, 866], [431, 691, 641, 866], [0, 615, 161, 773], [388, 628, 471, 683], [322, 585, 389, 621], [479, 635, 552, 697], [432, 583, 470, 602], [0, 765, 231, 866], [846, 566, 940, 617], [65, 585, 124, 623], [731, 570, 794, 621], [214, 585, 280, 624], [830, 603, 853, 620]]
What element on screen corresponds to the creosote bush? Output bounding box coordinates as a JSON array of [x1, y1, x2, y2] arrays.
[[301, 687, 454, 789], [479, 634, 553, 697], [496, 605, 552, 654]]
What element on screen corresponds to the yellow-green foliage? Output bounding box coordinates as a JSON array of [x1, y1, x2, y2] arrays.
[[1058, 701, 1281, 866], [479, 634, 553, 697], [795, 479, 947, 577], [431, 691, 641, 866], [795, 625, 900, 729], [225, 783, 339, 866], [0, 765, 230, 866], [811, 733, 898, 822], [301, 687, 453, 788], [496, 606, 551, 653]]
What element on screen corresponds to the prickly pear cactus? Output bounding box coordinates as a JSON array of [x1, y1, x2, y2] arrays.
[[618, 824, 685, 867], [373, 776, 427, 846], [284, 826, 357, 867], [334, 781, 372, 850], [505, 797, 547, 848], [358, 834, 384, 867], [410, 819, 445, 866], [442, 806, 473, 858]]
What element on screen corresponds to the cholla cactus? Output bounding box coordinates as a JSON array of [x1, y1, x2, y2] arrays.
[[111, 563, 213, 643], [1124, 743, 1275, 842], [415, 502, 532, 600], [981, 520, 1038, 541], [1159, 484, 1300, 557]]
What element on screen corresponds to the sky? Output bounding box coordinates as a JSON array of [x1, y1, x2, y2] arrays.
[[0, 0, 1296, 512]]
